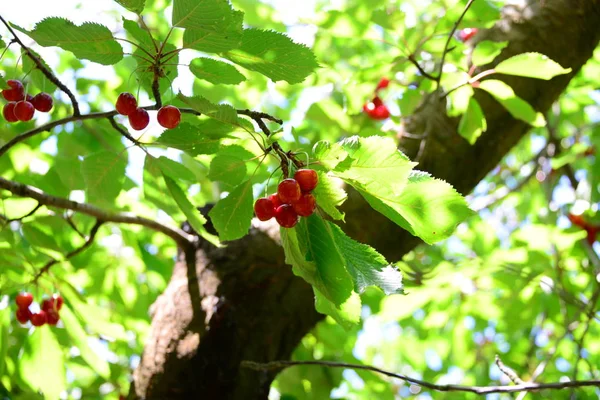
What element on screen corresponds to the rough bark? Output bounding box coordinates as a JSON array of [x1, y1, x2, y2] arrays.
[[131, 1, 600, 398]]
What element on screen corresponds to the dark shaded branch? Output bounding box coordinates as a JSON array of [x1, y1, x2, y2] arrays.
[[151, 74, 162, 109], [242, 360, 600, 395], [0, 177, 195, 247]]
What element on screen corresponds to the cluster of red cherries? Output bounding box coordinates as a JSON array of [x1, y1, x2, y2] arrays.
[[363, 77, 391, 120], [568, 213, 599, 246], [116, 92, 181, 130], [15, 292, 63, 327], [2, 79, 53, 122], [254, 169, 319, 228]]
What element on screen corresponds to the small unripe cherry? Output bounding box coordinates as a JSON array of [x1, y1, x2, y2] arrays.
[[275, 204, 299, 228], [31, 311, 48, 327], [116, 92, 137, 116], [16, 292, 34, 308], [46, 309, 60, 326], [157, 105, 181, 129], [14, 101, 35, 121], [16, 308, 32, 324], [254, 197, 275, 221], [277, 179, 302, 204], [292, 193, 316, 217], [128, 107, 150, 130], [3, 102, 18, 123], [294, 169, 318, 192], [31, 92, 53, 112], [2, 79, 25, 102], [269, 193, 282, 208]]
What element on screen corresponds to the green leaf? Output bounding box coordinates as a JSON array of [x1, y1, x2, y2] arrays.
[[190, 57, 246, 85], [13, 18, 123, 65], [329, 222, 403, 295], [314, 288, 361, 329], [0, 307, 9, 378], [19, 328, 66, 400], [335, 136, 416, 197], [224, 29, 319, 84], [458, 97, 487, 144], [0, 73, 7, 90], [154, 121, 232, 155], [182, 12, 243, 53], [21, 49, 58, 93], [208, 154, 247, 186], [447, 85, 474, 117], [178, 94, 240, 126], [122, 18, 153, 48], [313, 140, 348, 170], [478, 80, 546, 127], [495, 52, 572, 80], [22, 224, 61, 252], [312, 172, 347, 221], [163, 174, 221, 247], [155, 156, 196, 182], [209, 179, 254, 241], [81, 151, 128, 203], [114, 0, 145, 14], [61, 306, 111, 379], [358, 171, 474, 244], [472, 40, 508, 66]]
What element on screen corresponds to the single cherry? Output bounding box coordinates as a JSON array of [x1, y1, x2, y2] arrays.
[[459, 28, 478, 42], [31, 93, 53, 112], [16, 292, 34, 308], [46, 309, 60, 326], [31, 311, 48, 327], [16, 308, 32, 324], [277, 179, 302, 204], [42, 295, 63, 312], [368, 105, 390, 120], [14, 101, 35, 121], [275, 204, 299, 228], [116, 92, 137, 116], [157, 105, 181, 129], [269, 193, 282, 208], [128, 107, 150, 130], [3, 102, 18, 123], [376, 77, 391, 91], [254, 197, 276, 221], [2, 80, 25, 102], [294, 169, 318, 192], [292, 193, 316, 217]]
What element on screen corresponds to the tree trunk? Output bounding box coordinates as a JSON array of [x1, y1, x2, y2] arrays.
[[131, 1, 600, 398]]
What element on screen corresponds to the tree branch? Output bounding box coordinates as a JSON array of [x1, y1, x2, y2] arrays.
[[0, 177, 195, 247], [241, 360, 600, 395], [496, 355, 525, 385]]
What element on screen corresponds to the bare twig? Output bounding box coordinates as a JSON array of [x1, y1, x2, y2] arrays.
[[236, 109, 283, 125], [496, 355, 525, 385], [0, 177, 195, 247], [407, 54, 438, 81], [241, 360, 600, 395]]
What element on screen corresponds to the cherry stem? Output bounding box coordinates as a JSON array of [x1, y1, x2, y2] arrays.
[[115, 37, 156, 59], [139, 17, 160, 54]]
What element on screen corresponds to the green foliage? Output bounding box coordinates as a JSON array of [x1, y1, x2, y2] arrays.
[[459, 97, 487, 144], [478, 79, 546, 127], [189, 57, 246, 85], [209, 179, 255, 241], [114, 0, 146, 14], [495, 52, 572, 80]]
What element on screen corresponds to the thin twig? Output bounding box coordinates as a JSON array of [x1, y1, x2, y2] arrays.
[[0, 202, 41, 224], [236, 109, 283, 125], [241, 360, 600, 395], [407, 54, 438, 81], [496, 355, 525, 385]]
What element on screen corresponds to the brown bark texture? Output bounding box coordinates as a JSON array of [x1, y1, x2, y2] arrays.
[[131, 1, 600, 398]]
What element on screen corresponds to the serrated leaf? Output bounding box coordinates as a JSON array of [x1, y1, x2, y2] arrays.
[[478, 79, 546, 127], [313, 140, 348, 170], [61, 306, 110, 379], [13, 18, 123, 65], [81, 151, 127, 203], [495, 52, 572, 80], [178, 94, 240, 126], [458, 97, 487, 144], [122, 18, 153, 48], [21, 49, 58, 93], [472, 40, 508, 66], [335, 135, 416, 197], [154, 122, 232, 155], [114, 0, 145, 14], [209, 179, 254, 241], [358, 171, 475, 244], [224, 29, 318, 84], [208, 154, 247, 186], [155, 156, 196, 182], [163, 174, 221, 247], [182, 11, 243, 53], [19, 328, 66, 400], [190, 57, 246, 85], [312, 172, 346, 221]]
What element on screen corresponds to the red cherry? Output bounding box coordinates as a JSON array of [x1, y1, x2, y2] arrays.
[[157, 105, 181, 129], [46, 309, 60, 326], [292, 193, 316, 217], [31, 93, 53, 112], [459, 28, 478, 42], [269, 193, 282, 208], [116, 92, 137, 116], [586, 226, 598, 246], [128, 107, 150, 130], [277, 179, 302, 204], [568, 213, 586, 228], [275, 204, 299, 228], [2, 80, 25, 102], [14, 101, 35, 121], [31, 311, 48, 327], [372, 105, 390, 120], [3, 102, 18, 123], [16, 308, 32, 324], [254, 197, 275, 221], [372, 96, 383, 107], [294, 169, 319, 192], [16, 292, 34, 308], [376, 78, 390, 91], [42, 295, 64, 312]]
